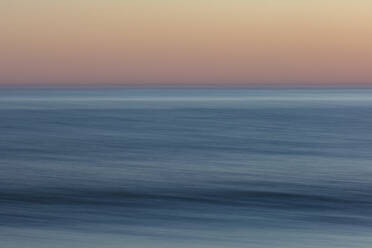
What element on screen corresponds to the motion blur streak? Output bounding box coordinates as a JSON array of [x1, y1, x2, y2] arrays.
[[1, 88, 372, 248]]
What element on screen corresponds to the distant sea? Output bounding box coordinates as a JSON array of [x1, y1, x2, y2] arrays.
[[1, 88, 372, 248]]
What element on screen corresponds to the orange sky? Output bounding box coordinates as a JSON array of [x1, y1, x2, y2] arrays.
[[1, 0, 372, 86]]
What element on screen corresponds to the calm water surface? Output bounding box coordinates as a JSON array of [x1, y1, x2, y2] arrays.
[[1, 88, 372, 248]]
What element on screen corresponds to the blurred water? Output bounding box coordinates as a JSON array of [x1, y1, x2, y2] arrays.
[[1, 88, 372, 248]]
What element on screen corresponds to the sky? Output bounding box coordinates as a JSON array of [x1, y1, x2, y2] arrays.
[[1, 0, 372, 86]]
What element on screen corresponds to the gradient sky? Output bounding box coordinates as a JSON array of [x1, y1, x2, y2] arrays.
[[1, 0, 372, 86]]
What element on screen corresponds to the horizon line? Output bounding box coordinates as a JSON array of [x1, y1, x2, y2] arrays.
[[0, 83, 372, 90], [1, 82, 372, 90]]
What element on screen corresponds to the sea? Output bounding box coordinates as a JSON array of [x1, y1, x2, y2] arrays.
[[1, 88, 372, 248]]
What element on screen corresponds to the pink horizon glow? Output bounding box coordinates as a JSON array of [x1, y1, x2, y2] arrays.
[[1, 1, 372, 86]]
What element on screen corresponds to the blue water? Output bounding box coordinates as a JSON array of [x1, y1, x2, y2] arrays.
[[1, 88, 372, 248]]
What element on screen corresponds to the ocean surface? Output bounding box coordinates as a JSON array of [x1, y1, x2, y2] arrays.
[[1, 88, 372, 248]]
